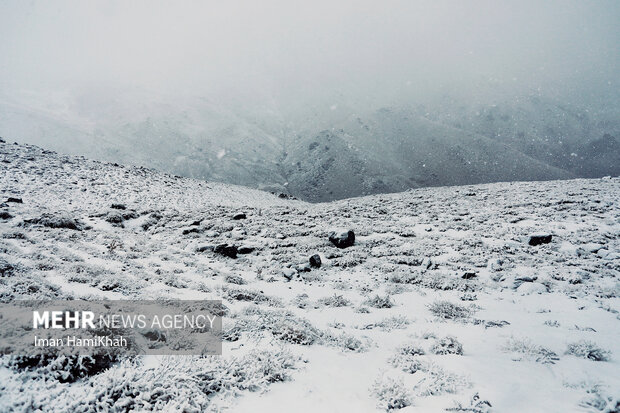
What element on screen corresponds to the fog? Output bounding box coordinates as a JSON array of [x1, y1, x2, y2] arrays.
[[2, 0, 618, 104], [1, 0, 619, 200]]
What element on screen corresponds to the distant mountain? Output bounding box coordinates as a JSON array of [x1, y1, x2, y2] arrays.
[[0, 90, 618, 201], [279, 107, 575, 201]]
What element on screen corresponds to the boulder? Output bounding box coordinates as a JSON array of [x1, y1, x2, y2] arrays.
[[232, 212, 246, 220], [110, 203, 127, 210], [329, 229, 355, 248], [238, 246, 255, 254], [528, 234, 552, 246], [214, 244, 238, 259], [462, 272, 477, 280], [6, 197, 23, 204], [309, 254, 322, 268]]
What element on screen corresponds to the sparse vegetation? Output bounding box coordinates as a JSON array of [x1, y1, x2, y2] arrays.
[[503, 337, 560, 364], [428, 300, 474, 320], [431, 336, 464, 355], [364, 294, 394, 309], [566, 341, 611, 362], [372, 376, 413, 411]]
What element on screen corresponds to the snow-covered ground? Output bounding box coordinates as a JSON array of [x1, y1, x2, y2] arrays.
[[1, 140, 619, 412]]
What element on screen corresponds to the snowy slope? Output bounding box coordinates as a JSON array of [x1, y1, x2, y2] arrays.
[[1, 140, 619, 412]]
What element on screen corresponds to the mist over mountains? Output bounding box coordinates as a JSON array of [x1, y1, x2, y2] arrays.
[[1, 87, 617, 201], [0, 1, 618, 201]]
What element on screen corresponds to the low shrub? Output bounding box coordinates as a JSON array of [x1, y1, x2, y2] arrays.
[[566, 340, 611, 362], [371, 376, 413, 411], [430, 336, 463, 356]]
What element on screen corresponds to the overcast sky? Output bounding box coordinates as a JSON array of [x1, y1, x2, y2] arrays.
[[0, 0, 618, 109]]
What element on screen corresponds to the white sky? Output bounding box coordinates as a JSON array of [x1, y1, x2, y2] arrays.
[[0, 0, 618, 107]]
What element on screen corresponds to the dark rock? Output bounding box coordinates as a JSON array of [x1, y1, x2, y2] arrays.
[[214, 244, 238, 259], [6, 197, 23, 204], [462, 272, 477, 279], [515, 275, 537, 283], [232, 212, 246, 220], [528, 234, 552, 246], [0, 211, 12, 220], [182, 227, 201, 235], [142, 330, 166, 342], [110, 203, 127, 210], [121, 211, 139, 220], [309, 254, 322, 268], [329, 229, 355, 248], [0, 137, 4, 143], [238, 246, 255, 254]]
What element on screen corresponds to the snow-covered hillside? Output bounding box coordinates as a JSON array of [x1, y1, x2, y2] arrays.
[[1, 140, 619, 412]]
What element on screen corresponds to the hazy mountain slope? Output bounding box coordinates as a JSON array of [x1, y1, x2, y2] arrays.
[[281, 108, 574, 200], [1, 90, 618, 202], [1, 140, 619, 412], [414, 95, 620, 177], [0, 91, 290, 191], [280, 130, 412, 202]]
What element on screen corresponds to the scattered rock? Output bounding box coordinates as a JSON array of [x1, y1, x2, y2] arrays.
[[309, 254, 322, 268], [238, 246, 255, 254], [214, 244, 238, 259], [329, 229, 355, 248], [182, 227, 201, 235], [529, 234, 552, 246], [232, 212, 246, 220], [0, 211, 12, 220], [6, 197, 23, 204]]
